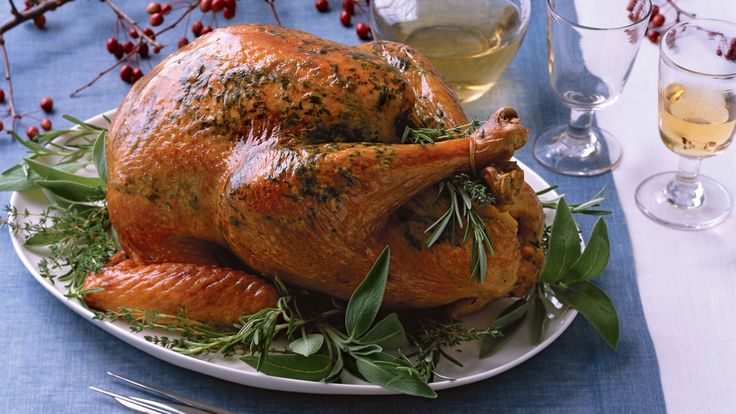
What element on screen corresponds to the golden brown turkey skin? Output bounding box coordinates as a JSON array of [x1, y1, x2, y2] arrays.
[[104, 24, 545, 316], [84, 257, 278, 325]]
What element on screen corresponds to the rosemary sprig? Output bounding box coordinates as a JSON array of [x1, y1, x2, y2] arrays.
[[425, 174, 495, 283], [537, 185, 612, 216], [401, 118, 481, 144]]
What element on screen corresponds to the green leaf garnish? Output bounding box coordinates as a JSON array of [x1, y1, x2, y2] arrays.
[[355, 352, 437, 399], [552, 281, 620, 349], [540, 199, 581, 283], [241, 354, 332, 381], [566, 219, 610, 282], [360, 313, 409, 351], [288, 333, 324, 357], [345, 246, 391, 339]]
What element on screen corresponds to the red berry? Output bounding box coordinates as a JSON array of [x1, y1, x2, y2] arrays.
[[161, 4, 172, 14], [178, 37, 189, 48], [114, 43, 124, 59], [153, 45, 162, 54], [200, 25, 213, 36], [131, 68, 144, 83], [342, 0, 354, 14], [647, 30, 661, 43], [108, 39, 120, 51], [223, 6, 236, 19], [143, 28, 156, 39], [224, 0, 236, 9], [651, 14, 665, 28], [650, 5, 659, 18], [149, 13, 164, 26], [40, 97, 53, 113], [26, 126, 39, 139], [356, 22, 372, 40], [199, 0, 212, 12], [138, 42, 149, 58], [192, 20, 203, 36], [40, 118, 52, 131], [211, 0, 224, 12], [146, 2, 161, 14], [315, 0, 329, 12], [129, 28, 139, 39], [0, 121, 3, 132], [34, 15, 46, 29], [0, 88, 4, 103], [340, 11, 351, 27], [123, 41, 135, 54], [120, 64, 134, 83]]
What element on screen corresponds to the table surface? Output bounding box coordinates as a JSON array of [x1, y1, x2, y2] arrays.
[[1, 1, 734, 413]]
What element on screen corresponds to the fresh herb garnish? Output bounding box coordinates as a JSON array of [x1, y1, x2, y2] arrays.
[[401, 118, 482, 145], [481, 198, 619, 355]]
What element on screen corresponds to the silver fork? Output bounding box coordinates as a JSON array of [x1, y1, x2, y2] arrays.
[[89, 372, 236, 414]]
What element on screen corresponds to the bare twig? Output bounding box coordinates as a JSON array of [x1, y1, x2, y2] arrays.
[[103, 0, 162, 49], [0, 41, 19, 134], [69, 49, 139, 98], [0, 0, 76, 35], [264, 0, 282, 27], [154, 1, 200, 38]]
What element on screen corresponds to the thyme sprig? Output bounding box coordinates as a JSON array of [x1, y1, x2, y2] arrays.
[[410, 320, 501, 382], [3, 204, 118, 299], [426, 174, 495, 283]]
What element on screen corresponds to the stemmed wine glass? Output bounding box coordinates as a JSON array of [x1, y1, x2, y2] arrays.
[[635, 19, 736, 230], [534, 0, 652, 176]]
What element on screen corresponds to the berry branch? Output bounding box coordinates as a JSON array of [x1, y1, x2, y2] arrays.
[[103, 0, 163, 50], [0, 0, 283, 137]]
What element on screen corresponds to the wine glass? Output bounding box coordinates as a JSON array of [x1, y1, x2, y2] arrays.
[[533, 0, 652, 176], [635, 19, 736, 230], [370, 0, 531, 103]]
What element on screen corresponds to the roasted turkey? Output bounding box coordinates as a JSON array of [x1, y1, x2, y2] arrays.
[[84, 25, 545, 323]]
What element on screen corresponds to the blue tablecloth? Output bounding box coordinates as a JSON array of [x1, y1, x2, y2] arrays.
[[0, 1, 665, 412]]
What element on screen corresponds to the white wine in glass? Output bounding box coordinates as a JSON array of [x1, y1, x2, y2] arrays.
[[636, 19, 736, 230], [659, 83, 736, 157], [370, 0, 531, 103]]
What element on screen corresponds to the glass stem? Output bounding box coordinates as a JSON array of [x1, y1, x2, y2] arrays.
[[666, 156, 704, 209], [562, 108, 596, 157]]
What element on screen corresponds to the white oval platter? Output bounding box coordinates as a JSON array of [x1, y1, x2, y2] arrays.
[[8, 110, 576, 395]]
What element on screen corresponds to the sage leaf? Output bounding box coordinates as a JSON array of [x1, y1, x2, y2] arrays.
[[565, 219, 610, 282], [345, 246, 391, 339], [241, 354, 332, 381], [528, 294, 547, 345], [355, 353, 437, 399], [25, 158, 103, 188], [36, 180, 106, 202], [324, 349, 344, 383], [360, 313, 409, 351], [344, 343, 383, 356], [480, 299, 528, 358], [541, 199, 581, 283], [0, 164, 38, 191], [288, 333, 324, 357], [25, 231, 66, 246], [552, 281, 620, 349], [92, 131, 108, 185]]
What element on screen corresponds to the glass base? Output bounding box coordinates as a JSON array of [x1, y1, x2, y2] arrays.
[[532, 125, 622, 176], [635, 172, 733, 230]]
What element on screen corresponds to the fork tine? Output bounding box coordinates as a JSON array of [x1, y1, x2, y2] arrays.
[[89, 386, 174, 414], [107, 372, 235, 414]]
